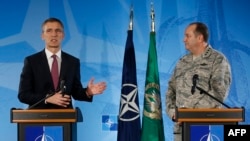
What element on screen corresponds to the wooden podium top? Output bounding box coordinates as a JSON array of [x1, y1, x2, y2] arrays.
[[176, 108, 245, 123], [11, 108, 77, 123]]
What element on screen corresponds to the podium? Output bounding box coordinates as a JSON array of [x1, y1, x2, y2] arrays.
[[176, 108, 245, 141], [11, 108, 79, 141]]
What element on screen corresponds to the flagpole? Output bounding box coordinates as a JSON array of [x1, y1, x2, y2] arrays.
[[150, 2, 155, 32], [129, 5, 133, 31], [141, 2, 165, 141], [117, 4, 141, 141]]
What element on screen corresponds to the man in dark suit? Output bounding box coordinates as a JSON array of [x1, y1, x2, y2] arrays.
[[18, 17, 107, 109]]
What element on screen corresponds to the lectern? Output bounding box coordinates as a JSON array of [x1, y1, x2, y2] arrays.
[[11, 108, 79, 141], [176, 108, 245, 141]]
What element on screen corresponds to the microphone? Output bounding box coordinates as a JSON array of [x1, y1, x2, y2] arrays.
[[192, 74, 231, 108], [191, 74, 199, 94], [58, 79, 66, 96]]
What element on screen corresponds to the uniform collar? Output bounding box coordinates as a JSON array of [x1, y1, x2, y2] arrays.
[[201, 44, 212, 58]]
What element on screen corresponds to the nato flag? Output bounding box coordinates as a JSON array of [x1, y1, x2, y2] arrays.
[[117, 29, 141, 141]]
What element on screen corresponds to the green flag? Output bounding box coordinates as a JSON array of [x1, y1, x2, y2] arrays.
[[141, 32, 165, 141]]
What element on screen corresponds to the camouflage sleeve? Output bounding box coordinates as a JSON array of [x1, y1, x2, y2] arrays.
[[209, 54, 231, 101], [166, 69, 177, 119]]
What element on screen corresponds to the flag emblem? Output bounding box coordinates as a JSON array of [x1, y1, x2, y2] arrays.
[[119, 83, 140, 121]]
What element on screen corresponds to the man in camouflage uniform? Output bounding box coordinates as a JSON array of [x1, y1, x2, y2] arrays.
[[166, 22, 231, 141]]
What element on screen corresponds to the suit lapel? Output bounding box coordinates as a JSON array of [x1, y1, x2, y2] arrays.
[[39, 50, 55, 90], [60, 52, 68, 80]]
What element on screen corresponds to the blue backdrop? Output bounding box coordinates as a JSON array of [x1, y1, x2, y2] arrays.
[[0, 0, 250, 140]]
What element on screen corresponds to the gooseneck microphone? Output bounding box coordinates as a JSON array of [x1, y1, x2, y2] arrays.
[[58, 79, 66, 96], [28, 79, 66, 109], [191, 74, 199, 94], [27, 91, 54, 109], [191, 74, 231, 108], [59, 80, 65, 92], [27, 78, 67, 109]]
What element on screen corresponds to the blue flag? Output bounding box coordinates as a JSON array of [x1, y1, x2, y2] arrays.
[[117, 30, 141, 141]]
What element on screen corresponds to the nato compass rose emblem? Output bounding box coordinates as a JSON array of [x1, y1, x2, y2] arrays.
[[104, 118, 115, 128], [119, 83, 140, 121], [35, 126, 54, 141], [200, 126, 220, 141]]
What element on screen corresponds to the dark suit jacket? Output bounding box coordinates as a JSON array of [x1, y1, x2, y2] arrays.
[[18, 49, 92, 109]]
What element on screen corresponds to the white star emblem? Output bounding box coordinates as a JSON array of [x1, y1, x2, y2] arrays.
[[119, 83, 140, 121]]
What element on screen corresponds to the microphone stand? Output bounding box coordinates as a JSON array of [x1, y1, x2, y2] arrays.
[[196, 86, 231, 108], [27, 92, 54, 109], [27, 80, 66, 109]]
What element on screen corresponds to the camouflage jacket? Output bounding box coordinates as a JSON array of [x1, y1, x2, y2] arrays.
[[166, 45, 231, 118]]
